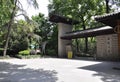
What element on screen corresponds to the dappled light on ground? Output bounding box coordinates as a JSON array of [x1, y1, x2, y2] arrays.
[[0, 58, 120, 82], [0, 62, 58, 82], [79, 62, 120, 82]]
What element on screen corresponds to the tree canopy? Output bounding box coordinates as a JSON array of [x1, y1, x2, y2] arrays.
[[0, 0, 38, 56]]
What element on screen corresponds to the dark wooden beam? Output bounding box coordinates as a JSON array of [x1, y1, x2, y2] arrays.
[[49, 13, 79, 25], [61, 26, 116, 39]]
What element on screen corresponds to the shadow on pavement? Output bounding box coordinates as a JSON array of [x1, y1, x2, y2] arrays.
[[78, 61, 120, 82], [0, 62, 58, 82]]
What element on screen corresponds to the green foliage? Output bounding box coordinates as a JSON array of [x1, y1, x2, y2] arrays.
[[0, 0, 39, 56], [32, 13, 58, 57], [0, 0, 13, 27], [0, 0, 14, 48], [18, 50, 30, 56], [11, 38, 29, 51], [46, 49, 56, 57], [46, 25, 58, 56], [8, 20, 32, 52], [32, 13, 53, 42]]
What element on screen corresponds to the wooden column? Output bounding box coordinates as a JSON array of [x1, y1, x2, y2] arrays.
[[117, 20, 120, 58], [118, 32, 120, 56]]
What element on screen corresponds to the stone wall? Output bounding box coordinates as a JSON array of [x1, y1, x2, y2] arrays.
[[96, 34, 119, 61]]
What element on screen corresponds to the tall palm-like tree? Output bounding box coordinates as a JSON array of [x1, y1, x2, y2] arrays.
[[3, 0, 38, 56]]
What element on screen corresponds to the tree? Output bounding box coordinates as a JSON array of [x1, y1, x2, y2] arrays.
[[9, 20, 35, 52], [3, 0, 18, 56], [0, 0, 38, 56], [32, 13, 58, 56], [32, 13, 53, 42]]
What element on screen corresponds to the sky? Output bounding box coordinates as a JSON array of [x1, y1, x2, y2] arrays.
[[19, 0, 49, 19]]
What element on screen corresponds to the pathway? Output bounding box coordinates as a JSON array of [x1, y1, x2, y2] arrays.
[[0, 58, 120, 82]]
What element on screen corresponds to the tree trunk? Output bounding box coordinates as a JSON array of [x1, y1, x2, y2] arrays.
[[105, 0, 109, 13], [85, 37, 88, 52], [81, 16, 88, 53], [3, 24, 11, 56], [75, 39, 79, 52], [3, 0, 17, 56]]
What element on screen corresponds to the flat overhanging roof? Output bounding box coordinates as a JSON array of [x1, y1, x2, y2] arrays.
[[49, 13, 79, 25], [61, 26, 116, 40], [95, 11, 120, 27]]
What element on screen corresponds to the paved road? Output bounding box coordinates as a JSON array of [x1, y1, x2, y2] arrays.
[[0, 58, 120, 82]]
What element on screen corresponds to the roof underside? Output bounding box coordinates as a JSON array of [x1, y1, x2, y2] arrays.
[[49, 13, 79, 25], [61, 26, 116, 40], [95, 11, 120, 27]]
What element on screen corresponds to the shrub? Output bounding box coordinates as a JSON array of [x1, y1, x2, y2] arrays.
[[11, 38, 29, 53], [45, 40, 58, 57], [0, 48, 3, 56], [19, 50, 30, 56], [46, 49, 56, 56]]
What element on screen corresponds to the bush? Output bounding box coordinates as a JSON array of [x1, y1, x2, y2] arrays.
[[0, 48, 3, 56], [19, 50, 30, 56], [45, 40, 58, 57], [46, 49, 56, 56], [11, 38, 29, 53]]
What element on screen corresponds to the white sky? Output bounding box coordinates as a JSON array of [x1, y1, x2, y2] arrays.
[[18, 0, 49, 19]]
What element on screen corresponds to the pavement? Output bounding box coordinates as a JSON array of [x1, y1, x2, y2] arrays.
[[0, 58, 120, 82]]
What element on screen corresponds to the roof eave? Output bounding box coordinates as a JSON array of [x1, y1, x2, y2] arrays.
[[49, 13, 79, 25]]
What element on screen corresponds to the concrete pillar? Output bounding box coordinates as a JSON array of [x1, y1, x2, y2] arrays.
[[58, 23, 72, 57]]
